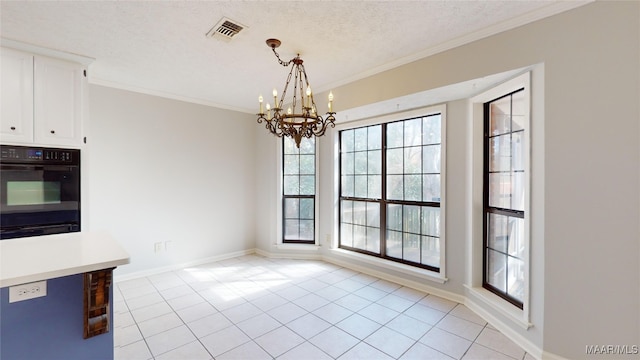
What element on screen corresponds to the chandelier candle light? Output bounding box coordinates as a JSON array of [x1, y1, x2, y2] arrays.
[[257, 38, 336, 148]]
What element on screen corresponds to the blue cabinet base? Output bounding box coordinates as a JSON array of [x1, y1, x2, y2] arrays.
[[1, 274, 114, 360]]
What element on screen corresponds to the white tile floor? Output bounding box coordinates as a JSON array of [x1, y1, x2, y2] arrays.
[[114, 255, 534, 360]]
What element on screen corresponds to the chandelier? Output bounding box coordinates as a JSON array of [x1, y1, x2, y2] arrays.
[[257, 38, 336, 148]]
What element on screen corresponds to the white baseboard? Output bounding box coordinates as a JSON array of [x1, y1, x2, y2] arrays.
[[464, 297, 542, 359], [113, 248, 256, 283], [255, 247, 323, 260]]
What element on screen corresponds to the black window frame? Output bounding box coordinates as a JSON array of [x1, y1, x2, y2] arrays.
[[338, 113, 443, 273], [482, 88, 526, 309], [282, 136, 316, 244]]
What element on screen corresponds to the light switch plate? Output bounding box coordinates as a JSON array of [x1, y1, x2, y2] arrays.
[[9, 280, 47, 303]]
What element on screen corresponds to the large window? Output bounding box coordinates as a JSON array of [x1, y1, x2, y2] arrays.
[[283, 136, 315, 244], [339, 111, 444, 272], [483, 89, 526, 308]]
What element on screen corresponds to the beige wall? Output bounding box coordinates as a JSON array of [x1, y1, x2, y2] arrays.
[[254, 1, 639, 358], [87, 85, 257, 275]]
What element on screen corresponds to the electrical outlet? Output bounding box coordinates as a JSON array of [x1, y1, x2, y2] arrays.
[[9, 280, 47, 303], [154, 242, 163, 253]]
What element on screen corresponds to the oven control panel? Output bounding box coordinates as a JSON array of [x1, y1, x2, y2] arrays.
[[1, 145, 78, 164]]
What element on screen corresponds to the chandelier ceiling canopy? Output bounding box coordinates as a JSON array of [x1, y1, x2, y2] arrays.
[[257, 39, 336, 148]]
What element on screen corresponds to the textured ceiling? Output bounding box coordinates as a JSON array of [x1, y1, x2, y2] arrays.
[[1, 1, 587, 114]]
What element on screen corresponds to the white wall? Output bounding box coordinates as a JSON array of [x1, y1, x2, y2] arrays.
[[87, 85, 257, 276], [255, 1, 639, 358]]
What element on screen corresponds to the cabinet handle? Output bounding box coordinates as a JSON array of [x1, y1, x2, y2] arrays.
[[50, 130, 56, 134], [10, 126, 16, 131]]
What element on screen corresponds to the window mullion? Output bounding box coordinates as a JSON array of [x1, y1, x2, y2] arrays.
[[380, 123, 387, 258]]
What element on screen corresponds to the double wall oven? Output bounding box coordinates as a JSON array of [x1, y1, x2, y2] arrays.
[[1, 145, 81, 239]]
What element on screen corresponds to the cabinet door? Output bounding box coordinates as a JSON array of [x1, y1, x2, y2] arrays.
[[34, 56, 83, 146], [0, 48, 34, 144]]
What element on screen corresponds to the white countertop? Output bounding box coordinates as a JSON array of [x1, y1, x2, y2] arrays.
[[0, 232, 130, 288]]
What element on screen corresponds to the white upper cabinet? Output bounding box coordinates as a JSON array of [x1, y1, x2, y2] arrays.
[[1, 47, 34, 143], [1, 47, 85, 147], [33, 56, 84, 146]]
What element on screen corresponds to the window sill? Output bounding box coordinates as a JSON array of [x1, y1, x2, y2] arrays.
[[329, 248, 447, 284], [464, 285, 532, 330], [275, 243, 320, 251]]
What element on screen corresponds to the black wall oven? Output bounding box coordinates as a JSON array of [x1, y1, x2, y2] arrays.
[[1, 145, 80, 239]]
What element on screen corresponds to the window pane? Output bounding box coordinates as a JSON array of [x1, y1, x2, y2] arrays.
[[353, 201, 366, 226], [284, 155, 299, 174], [300, 198, 314, 219], [366, 229, 380, 253], [387, 204, 402, 231], [299, 137, 315, 154], [341, 130, 354, 152], [354, 152, 367, 174], [488, 173, 510, 209], [284, 219, 299, 239], [487, 213, 508, 253], [368, 175, 381, 199], [512, 172, 525, 211], [368, 150, 381, 174], [366, 202, 380, 227], [342, 152, 355, 175], [421, 207, 440, 237], [489, 135, 511, 173], [423, 145, 441, 174], [368, 125, 382, 150], [404, 147, 422, 174], [387, 175, 403, 200], [284, 198, 299, 219], [507, 257, 525, 302], [299, 220, 314, 240], [341, 200, 353, 223], [487, 249, 507, 292], [284, 176, 299, 195], [354, 128, 368, 151], [353, 225, 366, 250], [341, 223, 353, 247], [423, 174, 440, 202], [403, 205, 420, 234], [354, 175, 368, 198], [423, 115, 441, 145], [403, 233, 421, 263], [490, 97, 511, 136], [300, 155, 315, 174], [512, 132, 524, 172], [507, 217, 525, 258], [511, 93, 526, 132], [386, 230, 402, 258], [404, 175, 421, 201], [284, 137, 297, 154], [404, 118, 421, 146], [386, 149, 403, 174], [387, 122, 403, 148], [421, 236, 440, 268], [299, 175, 314, 195], [341, 175, 354, 197]]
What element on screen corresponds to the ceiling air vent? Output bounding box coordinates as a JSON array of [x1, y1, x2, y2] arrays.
[[206, 18, 246, 41]]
